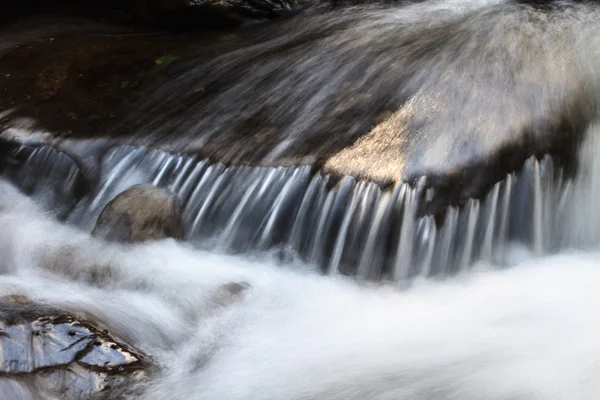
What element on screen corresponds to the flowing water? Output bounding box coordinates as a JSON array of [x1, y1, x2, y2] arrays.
[[2, 127, 600, 399], [0, 139, 578, 279], [4, 0, 600, 399]]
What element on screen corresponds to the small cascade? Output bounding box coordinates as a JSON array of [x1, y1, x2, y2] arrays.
[[0, 146, 81, 217], [392, 181, 421, 281], [1, 145, 573, 280]]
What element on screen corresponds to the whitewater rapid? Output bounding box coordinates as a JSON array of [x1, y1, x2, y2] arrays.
[[3, 0, 600, 397], [2, 168, 600, 399]]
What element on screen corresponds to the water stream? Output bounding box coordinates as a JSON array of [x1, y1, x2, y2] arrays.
[[3, 0, 600, 399], [0, 139, 576, 279], [0, 126, 598, 399], [0, 124, 599, 399]]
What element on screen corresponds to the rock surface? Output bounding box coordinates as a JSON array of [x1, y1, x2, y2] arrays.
[[0, 296, 150, 400], [1, 2, 599, 210], [136, 0, 299, 23], [92, 184, 184, 243]]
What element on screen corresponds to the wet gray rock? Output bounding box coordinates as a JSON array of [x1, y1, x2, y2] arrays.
[[0, 297, 150, 400], [212, 282, 251, 307], [92, 184, 184, 244]]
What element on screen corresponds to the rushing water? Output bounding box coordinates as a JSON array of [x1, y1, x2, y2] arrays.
[[0, 127, 599, 399], [116, 0, 600, 175], [5, 0, 600, 280], [4, 0, 600, 399], [0, 138, 577, 279], [1, 125, 600, 398]]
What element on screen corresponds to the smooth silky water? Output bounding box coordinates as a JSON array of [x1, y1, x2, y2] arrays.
[[4, 0, 600, 399], [0, 129, 599, 400]]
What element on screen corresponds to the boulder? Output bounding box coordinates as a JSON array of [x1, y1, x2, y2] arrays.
[[92, 185, 184, 243], [0, 296, 151, 400], [1, 2, 599, 212], [212, 281, 251, 307], [121, 1, 597, 195]]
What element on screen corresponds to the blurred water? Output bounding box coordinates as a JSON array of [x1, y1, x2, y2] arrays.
[[121, 0, 600, 174], [0, 131, 586, 280], [2, 169, 600, 398], [4, 0, 600, 278], [1, 125, 600, 398], [2, 0, 600, 398]]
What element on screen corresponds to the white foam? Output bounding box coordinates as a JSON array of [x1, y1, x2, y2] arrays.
[[2, 180, 600, 399]]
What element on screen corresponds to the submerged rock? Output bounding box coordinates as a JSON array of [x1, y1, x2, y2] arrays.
[[92, 184, 184, 243], [0, 298, 150, 400], [212, 281, 251, 307]]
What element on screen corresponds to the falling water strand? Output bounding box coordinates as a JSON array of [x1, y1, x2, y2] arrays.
[[459, 199, 480, 268], [532, 159, 544, 255], [494, 174, 514, 263], [480, 182, 500, 261], [416, 215, 437, 278], [392, 183, 417, 281], [329, 181, 367, 275], [1, 145, 577, 280]]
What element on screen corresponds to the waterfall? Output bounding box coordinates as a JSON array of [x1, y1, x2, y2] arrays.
[[1, 142, 576, 281], [5, 1, 600, 399]]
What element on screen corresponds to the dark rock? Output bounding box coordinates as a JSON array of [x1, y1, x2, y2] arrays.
[[0, 298, 150, 400], [92, 184, 184, 243], [34, 62, 69, 101], [135, 0, 298, 24]]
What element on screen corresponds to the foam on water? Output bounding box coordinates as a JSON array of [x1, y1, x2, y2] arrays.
[[3, 1, 600, 398], [3, 137, 600, 399], [0, 123, 599, 398]]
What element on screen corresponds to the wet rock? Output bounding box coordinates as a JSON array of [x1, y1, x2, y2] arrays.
[[92, 184, 184, 243], [222, 281, 250, 295], [112, 2, 593, 198], [0, 300, 150, 400], [1, 2, 598, 213], [135, 0, 298, 24], [35, 62, 69, 101], [212, 281, 251, 307], [1, 294, 31, 305]]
